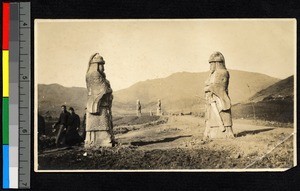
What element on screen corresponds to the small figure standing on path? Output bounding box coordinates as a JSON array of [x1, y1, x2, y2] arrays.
[[203, 51, 234, 139]]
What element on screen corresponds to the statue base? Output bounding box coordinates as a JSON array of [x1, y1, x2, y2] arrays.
[[84, 131, 113, 148], [203, 126, 235, 140]]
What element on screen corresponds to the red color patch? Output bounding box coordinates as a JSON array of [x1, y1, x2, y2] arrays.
[[2, 3, 10, 50]]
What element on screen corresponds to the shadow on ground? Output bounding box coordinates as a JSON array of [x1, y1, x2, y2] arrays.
[[130, 135, 192, 146], [236, 128, 274, 137]]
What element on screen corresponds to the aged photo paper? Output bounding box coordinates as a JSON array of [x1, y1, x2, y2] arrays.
[[34, 19, 297, 172]]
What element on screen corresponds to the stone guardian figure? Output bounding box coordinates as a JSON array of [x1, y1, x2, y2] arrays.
[[85, 53, 115, 147], [203, 52, 234, 139], [156, 99, 162, 116], [136, 100, 142, 117]]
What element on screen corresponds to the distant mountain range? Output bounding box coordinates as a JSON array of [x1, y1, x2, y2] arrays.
[[38, 70, 281, 117]]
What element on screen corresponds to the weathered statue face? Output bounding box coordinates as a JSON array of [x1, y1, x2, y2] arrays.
[[216, 61, 226, 70], [209, 62, 216, 72], [210, 61, 225, 72]]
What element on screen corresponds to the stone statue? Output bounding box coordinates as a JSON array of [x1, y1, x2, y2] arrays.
[[85, 53, 115, 147], [136, 100, 142, 117], [203, 52, 234, 139], [156, 99, 162, 116]]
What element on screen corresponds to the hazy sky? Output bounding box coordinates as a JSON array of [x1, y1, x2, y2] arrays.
[[35, 19, 296, 90]]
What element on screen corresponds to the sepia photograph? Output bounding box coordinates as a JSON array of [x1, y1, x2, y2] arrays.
[[34, 19, 296, 172]]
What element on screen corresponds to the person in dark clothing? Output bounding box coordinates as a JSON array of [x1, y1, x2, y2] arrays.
[[52, 105, 70, 147], [65, 107, 82, 146]]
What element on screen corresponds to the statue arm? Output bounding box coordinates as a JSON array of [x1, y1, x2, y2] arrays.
[[210, 70, 231, 111], [86, 77, 91, 95], [207, 71, 228, 95], [86, 72, 113, 113], [206, 71, 231, 110]]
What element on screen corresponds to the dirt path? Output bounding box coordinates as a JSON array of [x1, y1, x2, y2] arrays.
[[116, 116, 295, 168], [38, 116, 295, 170], [117, 116, 293, 151]]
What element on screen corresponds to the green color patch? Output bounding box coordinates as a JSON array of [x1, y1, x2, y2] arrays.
[[2, 98, 9, 144]]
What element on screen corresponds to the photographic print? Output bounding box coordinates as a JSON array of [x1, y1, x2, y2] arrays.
[[34, 19, 296, 171]]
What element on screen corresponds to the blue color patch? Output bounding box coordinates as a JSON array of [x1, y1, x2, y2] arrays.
[[3, 145, 9, 188]]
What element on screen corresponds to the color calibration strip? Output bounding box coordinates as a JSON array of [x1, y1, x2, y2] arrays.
[[3, 2, 10, 189], [2, 2, 31, 189]]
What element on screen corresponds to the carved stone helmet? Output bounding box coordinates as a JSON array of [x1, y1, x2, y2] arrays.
[[90, 53, 105, 64], [208, 51, 225, 63]]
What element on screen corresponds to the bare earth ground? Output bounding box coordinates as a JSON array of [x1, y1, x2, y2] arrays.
[[38, 115, 295, 170]]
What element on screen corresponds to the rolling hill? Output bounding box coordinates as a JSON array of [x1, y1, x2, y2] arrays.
[[38, 84, 87, 118], [113, 70, 279, 113], [232, 75, 294, 123], [249, 75, 294, 102], [38, 70, 280, 118]]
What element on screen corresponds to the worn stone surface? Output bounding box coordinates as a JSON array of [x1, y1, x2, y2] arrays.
[[204, 52, 234, 139], [85, 131, 112, 148], [136, 100, 142, 117], [156, 99, 162, 116], [85, 53, 114, 147]]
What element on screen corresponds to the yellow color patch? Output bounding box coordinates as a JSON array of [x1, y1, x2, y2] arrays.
[[3, 50, 9, 97]]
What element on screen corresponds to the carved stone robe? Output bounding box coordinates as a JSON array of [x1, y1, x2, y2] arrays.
[[86, 69, 113, 132], [205, 69, 232, 127]]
